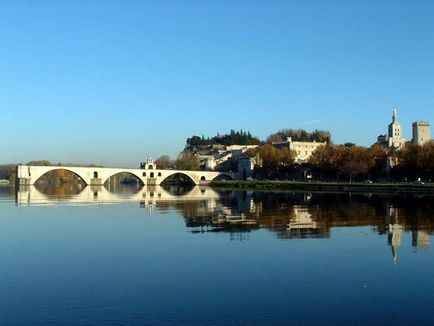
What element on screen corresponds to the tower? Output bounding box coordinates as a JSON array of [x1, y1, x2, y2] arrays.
[[412, 121, 431, 146], [387, 108, 405, 149]]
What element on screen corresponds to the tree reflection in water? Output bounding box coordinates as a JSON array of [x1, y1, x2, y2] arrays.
[[163, 190, 434, 262], [18, 183, 434, 262]]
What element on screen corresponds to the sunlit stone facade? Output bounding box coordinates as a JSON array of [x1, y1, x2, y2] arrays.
[[273, 137, 326, 163], [387, 109, 406, 149], [412, 121, 431, 146]]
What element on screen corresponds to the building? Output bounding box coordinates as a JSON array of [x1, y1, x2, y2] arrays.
[[412, 230, 431, 250], [387, 109, 406, 149], [140, 157, 156, 170], [412, 121, 431, 146], [376, 108, 406, 149], [196, 145, 259, 171], [376, 109, 431, 149], [376, 134, 387, 147], [273, 137, 326, 164], [236, 155, 262, 179]]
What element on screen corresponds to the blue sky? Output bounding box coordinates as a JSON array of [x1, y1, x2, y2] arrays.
[[1, 1, 433, 167]]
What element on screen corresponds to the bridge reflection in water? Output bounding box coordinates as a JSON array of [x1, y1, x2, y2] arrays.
[[16, 186, 433, 263]]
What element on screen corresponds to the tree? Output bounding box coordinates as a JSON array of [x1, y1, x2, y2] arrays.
[[246, 144, 296, 178], [0, 164, 16, 182], [368, 145, 387, 177], [309, 144, 341, 179], [337, 146, 371, 182], [186, 135, 204, 147], [155, 155, 174, 169], [267, 129, 331, 143], [398, 142, 434, 180], [185, 130, 261, 149], [175, 153, 201, 171], [310, 144, 381, 182], [27, 160, 52, 166]]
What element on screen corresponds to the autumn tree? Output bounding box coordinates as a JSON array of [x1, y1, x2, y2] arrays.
[[246, 144, 296, 179], [368, 145, 388, 178], [174, 152, 201, 171], [337, 146, 372, 182], [310, 144, 386, 182], [398, 142, 434, 180], [309, 144, 341, 179]]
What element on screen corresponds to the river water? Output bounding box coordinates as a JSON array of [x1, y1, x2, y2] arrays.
[[1, 184, 433, 325]]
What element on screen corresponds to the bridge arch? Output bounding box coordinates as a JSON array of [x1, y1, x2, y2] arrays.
[[103, 171, 145, 185], [160, 172, 197, 185], [212, 173, 233, 181], [33, 168, 88, 185]]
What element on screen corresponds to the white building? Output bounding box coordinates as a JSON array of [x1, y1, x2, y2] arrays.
[[387, 109, 406, 149], [412, 121, 431, 146], [273, 137, 326, 164], [197, 145, 259, 171]]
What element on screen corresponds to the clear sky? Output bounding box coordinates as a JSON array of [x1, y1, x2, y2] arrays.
[[1, 1, 433, 167]]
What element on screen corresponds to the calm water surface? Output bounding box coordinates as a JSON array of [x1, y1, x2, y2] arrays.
[[1, 184, 434, 325]]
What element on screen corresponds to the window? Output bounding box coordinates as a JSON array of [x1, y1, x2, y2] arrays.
[[93, 171, 98, 178], [150, 172, 154, 178], [148, 165, 153, 169], [201, 176, 206, 181], [158, 172, 162, 177], [143, 172, 146, 177]]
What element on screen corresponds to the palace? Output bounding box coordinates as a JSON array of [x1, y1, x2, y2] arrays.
[[412, 121, 431, 146], [376, 108, 431, 149], [272, 137, 326, 164]]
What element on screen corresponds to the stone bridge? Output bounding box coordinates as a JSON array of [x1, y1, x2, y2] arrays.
[[16, 164, 234, 186]]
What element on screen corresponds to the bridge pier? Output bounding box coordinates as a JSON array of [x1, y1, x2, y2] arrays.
[[16, 166, 32, 186], [16, 177, 32, 186], [90, 178, 103, 186]]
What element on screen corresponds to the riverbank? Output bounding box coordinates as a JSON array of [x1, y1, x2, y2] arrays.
[[210, 180, 434, 194]]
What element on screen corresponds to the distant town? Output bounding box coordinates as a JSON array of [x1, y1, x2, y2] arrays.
[[1, 108, 433, 185], [172, 108, 432, 183]]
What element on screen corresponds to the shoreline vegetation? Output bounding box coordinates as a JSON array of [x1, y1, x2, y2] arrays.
[[210, 180, 434, 194]]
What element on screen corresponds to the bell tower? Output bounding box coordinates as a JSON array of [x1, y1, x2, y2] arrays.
[[387, 108, 405, 149]]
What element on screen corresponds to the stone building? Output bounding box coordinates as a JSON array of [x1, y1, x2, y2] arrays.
[[197, 145, 259, 171], [272, 137, 326, 164], [412, 121, 431, 146], [387, 109, 406, 149], [236, 155, 261, 180], [376, 108, 406, 149]]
